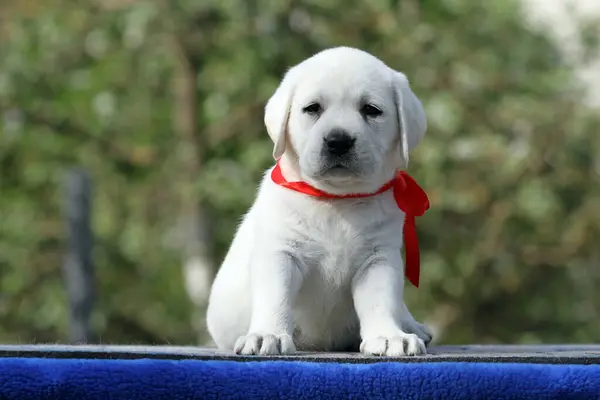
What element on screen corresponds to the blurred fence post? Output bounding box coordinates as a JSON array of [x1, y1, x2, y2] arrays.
[[62, 168, 95, 344]]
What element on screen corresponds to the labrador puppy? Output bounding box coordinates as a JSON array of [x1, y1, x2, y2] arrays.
[[206, 46, 432, 356]]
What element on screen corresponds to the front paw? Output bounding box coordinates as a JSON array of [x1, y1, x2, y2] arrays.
[[234, 333, 296, 355], [360, 333, 426, 356]]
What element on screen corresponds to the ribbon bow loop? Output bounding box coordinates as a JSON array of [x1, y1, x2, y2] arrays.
[[394, 171, 430, 217]]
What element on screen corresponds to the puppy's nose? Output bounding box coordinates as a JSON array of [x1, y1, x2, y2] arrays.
[[324, 130, 355, 156]]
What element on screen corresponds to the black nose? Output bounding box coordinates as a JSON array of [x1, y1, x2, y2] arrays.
[[324, 130, 355, 156]]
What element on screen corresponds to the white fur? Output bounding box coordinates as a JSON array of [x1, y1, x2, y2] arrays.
[[206, 47, 431, 356]]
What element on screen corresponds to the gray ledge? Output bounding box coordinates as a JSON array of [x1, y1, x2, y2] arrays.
[[1, 344, 600, 364]]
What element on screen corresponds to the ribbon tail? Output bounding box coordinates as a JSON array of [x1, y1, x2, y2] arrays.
[[403, 215, 420, 288]]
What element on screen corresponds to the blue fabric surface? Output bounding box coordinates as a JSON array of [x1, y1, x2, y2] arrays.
[[1, 357, 599, 400]]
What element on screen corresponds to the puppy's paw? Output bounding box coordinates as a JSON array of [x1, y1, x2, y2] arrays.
[[413, 323, 433, 346], [360, 333, 426, 356], [401, 320, 433, 346], [233, 333, 296, 355]]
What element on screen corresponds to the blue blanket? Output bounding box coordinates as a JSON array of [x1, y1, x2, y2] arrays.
[[1, 357, 599, 400]]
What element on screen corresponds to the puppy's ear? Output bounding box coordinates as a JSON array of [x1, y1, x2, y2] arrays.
[[392, 71, 427, 168], [264, 67, 298, 160]]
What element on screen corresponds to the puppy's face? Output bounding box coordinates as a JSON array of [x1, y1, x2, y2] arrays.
[[287, 58, 397, 186], [265, 47, 427, 194]]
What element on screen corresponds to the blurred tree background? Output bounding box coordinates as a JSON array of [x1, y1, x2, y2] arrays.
[[1, 0, 600, 346]]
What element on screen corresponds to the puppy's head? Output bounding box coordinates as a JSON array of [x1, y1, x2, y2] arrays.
[[265, 47, 426, 194]]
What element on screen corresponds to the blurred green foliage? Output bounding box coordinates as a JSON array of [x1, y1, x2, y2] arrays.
[[1, 0, 600, 346]]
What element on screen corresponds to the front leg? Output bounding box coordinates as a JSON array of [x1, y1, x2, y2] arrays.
[[234, 249, 302, 356], [352, 248, 426, 356]]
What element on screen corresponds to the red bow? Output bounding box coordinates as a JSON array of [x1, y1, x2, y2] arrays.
[[271, 161, 429, 288]]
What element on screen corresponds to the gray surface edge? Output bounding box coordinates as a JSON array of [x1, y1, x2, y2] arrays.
[[1, 344, 600, 364]]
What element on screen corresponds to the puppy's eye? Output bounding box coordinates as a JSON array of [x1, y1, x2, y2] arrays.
[[302, 103, 322, 115], [361, 104, 383, 118]]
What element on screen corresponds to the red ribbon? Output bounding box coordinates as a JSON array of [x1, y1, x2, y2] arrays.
[[271, 161, 430, 288]]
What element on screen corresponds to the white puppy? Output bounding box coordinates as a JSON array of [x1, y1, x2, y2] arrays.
[[206, 47, 432, 356]]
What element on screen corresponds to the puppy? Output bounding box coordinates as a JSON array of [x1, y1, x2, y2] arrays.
[[206, 47, 432, 356]]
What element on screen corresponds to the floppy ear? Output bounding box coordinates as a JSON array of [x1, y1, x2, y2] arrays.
[[264, 67, 298, 160], [392, 71, 427, 168]]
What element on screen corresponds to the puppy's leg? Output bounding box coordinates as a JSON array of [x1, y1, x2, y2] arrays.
[[352, 248, 426, 356], [234, 250, 302, 356], [399, 302, 433, 345]]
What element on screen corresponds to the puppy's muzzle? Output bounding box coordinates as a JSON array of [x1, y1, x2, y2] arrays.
[[323, 129, 355, 157]]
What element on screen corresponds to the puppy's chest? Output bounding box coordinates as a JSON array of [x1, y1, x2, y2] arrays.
[[285, 199, 403, 285], [296, 225, 367, 281]]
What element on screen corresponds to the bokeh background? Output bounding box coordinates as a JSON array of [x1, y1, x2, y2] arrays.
[[1, 0, 600, 347]]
